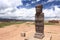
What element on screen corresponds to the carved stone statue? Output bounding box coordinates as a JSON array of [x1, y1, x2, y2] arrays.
[[34, 4, 44, 39]]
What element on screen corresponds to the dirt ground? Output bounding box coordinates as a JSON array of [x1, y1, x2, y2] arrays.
[[0, 22, 60, 40]]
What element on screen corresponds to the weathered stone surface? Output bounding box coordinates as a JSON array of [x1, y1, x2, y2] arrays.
[[36, 4, 43, 13], [21, 32, 26, 37], [34, 4, 44, 39], [28, 33, 52, 40], [34, 33, 44, 39]]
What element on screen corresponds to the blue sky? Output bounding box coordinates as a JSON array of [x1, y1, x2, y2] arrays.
[[0, 0, 60, 20]]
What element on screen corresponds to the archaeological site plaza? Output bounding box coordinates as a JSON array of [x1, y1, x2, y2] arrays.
[[27, 4, 52, 40], [0, 4, 52, 40]]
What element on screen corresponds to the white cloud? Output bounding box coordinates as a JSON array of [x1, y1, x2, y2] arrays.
[[0, 7, 35, 20], [47, 0, 60, 2], [31, 0, 40, 3], [14, 8, 35, 20], [8, 0, 22, 7], [0, 0, 23, 19], [31, 1, 36, 3], [43, 5, 60, 20], [0, 5, 60, 20], [0, 0, 60, 20], [0, 0, 22, 9], [43, 8, 56, 17], [37, 0, 40, 2], [47, 0, 54, 2], [25, 3, 30, 6], [54, 6, 60, 17]]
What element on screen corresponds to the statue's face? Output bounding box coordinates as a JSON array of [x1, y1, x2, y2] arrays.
[[36, 7, 42, 13], [36, 8, 41, 12], [36, 4, 43, 13]]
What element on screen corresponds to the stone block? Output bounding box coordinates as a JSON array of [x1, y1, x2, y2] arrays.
[[21, 32, 26, 37], [28, 33, 52, 40]]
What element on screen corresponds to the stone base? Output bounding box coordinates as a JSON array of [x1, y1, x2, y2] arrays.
[[26, 33, 52, 40], [34, 33, 44, 39]]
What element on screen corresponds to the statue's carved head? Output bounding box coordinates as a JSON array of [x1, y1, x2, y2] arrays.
[[36, 4, 43, 14]]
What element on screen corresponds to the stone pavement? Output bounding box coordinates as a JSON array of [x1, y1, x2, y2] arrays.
[[25, 33, 52, 40]]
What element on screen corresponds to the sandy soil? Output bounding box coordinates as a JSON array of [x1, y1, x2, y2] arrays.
[[0, 22, 60, 40]]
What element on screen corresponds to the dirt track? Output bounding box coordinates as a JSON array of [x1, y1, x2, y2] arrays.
[[0, 22, 60, 40]]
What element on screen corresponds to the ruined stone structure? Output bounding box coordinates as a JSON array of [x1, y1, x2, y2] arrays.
[[48, 20, 59, 23], [34, 4, 44, 39]]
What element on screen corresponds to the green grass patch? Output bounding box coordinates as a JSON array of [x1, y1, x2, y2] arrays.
[[0, 21, 26, 28], [0, 21, 58, 28], [44, 23, 56, 25]]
